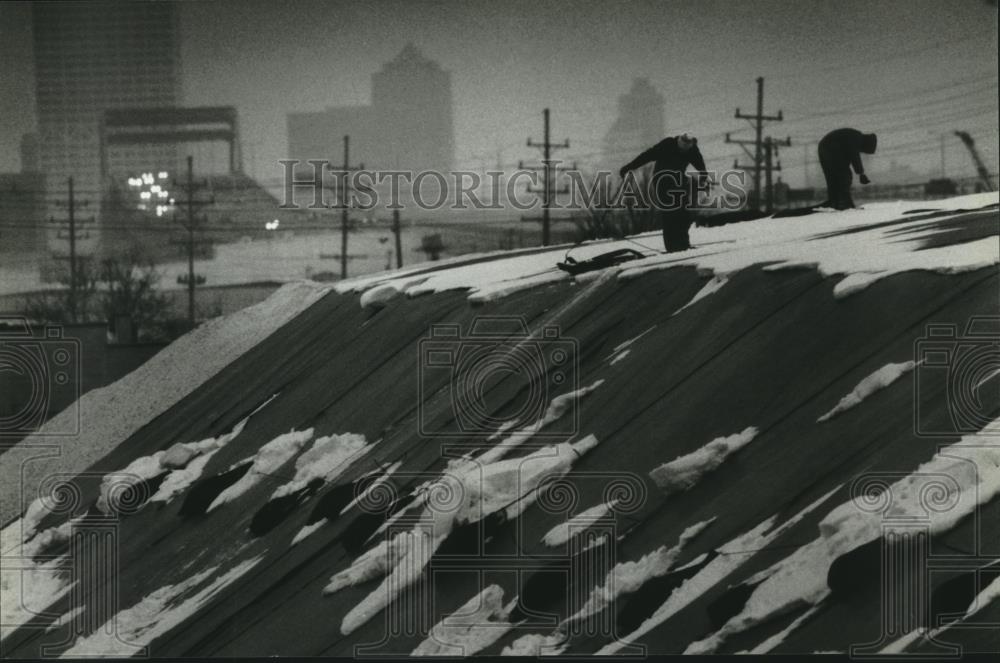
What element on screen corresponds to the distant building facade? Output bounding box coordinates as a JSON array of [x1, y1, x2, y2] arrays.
[[602, 78, 665, 169], [31, 1, 182, 262], [287, 44, 454, 177], [0, 172, 46, 258]]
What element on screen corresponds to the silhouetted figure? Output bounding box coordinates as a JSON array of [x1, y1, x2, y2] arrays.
[[818, 128, 877, 210], [620, 133, 708, 252]]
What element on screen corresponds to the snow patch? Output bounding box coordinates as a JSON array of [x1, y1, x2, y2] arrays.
[[290, 519, 327, 547], [359, 283, 399, 309], [739, 604, 822, 654], [96, 452, 166, 513], [965, 572, 1000, 619], [501, 631, 569, 656], [207, 428, 315, 512], [817, 361, 916, 422], [150, 406, 266, 504], [339, 461, 402, 515], [1, 555, 72, 642], [605, 326, 656, 360], [649, 427, 758, 494], [411, 584, 516, 656], [565, 518, 714, 624], [542, 500, 617, 547], [685, 423, 1000, 654], [673, 275, 729, 315], [270, 432, 371, 499], [62, 556, 261, 656], [609, 349, 631, 365], [474, 380, 604, 466], [2, 281, 328, 526], [334, 436, 600, 634], [599, 486, 840, 655]]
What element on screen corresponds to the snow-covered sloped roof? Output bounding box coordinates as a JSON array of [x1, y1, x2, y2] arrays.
[[1, 193, 998, 657]]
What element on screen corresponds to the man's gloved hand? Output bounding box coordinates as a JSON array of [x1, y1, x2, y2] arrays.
[[859, 173, 871, 185], [619, 166, 628, 179]]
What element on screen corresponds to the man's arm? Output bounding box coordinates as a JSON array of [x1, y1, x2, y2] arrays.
[[850, 147, 871, 183], [619, 141, 663, 177], [689, 145, 707, 175], [849, 150, 865, 176]]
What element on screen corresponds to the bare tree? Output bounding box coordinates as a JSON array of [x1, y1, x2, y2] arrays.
[[24, 247, 170, 341], [24, 259, 100, 324], [99, 247, 171, 341]]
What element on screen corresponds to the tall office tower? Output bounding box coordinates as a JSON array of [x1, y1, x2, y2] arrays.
[[370, 44, 454, 173], [32, 1, 181, 262], [602, 77, 665, 170]]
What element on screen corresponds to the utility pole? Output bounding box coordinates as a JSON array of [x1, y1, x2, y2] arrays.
[[172, 155, 213, 327], [939, 133, 946, 178], [521, 108, 571, 246], [392, 209, 403, 268], [726, 77, 784, 211], [68, 177, 77, 321], [337, 135, 365, 279], [763, 136, 791, 213], [53, 176, 92, 322]]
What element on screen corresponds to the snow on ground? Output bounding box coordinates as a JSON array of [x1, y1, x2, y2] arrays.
[[599, 486, 840, 655], [565, 518, 714, 624], [1, 282, 330, 527], [673, 274, 730, 315], [501, 631, 570, 656], [541, 499, 618, 547], [61, 556, 261, 657], [334, 435, 601, 635], [206, 428, 315, 512], [270, 433, 371, 499], [683, 421, 1000, 654], [649, 427, 759, 494], [335, 194, 998, 307], [411, 584, 517, 656], [817, 361, 916, 423]]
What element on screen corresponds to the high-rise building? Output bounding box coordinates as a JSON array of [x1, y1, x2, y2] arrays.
[[602, 78, 665, 169], [370, 44, 454, 173], [32, 1, 181, 261], [287, 44, 454, 177]]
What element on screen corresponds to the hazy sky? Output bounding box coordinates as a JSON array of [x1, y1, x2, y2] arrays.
[[1, 0, 997, 188]]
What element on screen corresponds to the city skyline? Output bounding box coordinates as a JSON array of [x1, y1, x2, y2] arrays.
[[1, 0, 997, 190]]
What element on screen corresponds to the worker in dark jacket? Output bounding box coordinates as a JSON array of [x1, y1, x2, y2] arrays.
[[818, 128, 877, 210], [620, 133, 708, 252]]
